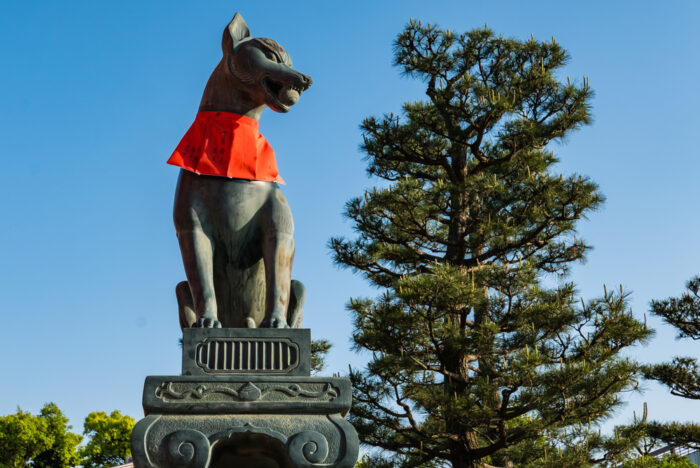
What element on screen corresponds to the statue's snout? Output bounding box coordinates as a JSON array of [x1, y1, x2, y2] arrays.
[[281, 71, 312, 106], [298, 72, 312, 90]]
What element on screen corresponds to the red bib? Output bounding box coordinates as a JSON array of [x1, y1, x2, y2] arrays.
[[167, 111, 284, 184]]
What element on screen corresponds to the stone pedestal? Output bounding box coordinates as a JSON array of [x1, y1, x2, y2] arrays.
[[131, 329, 359, 467]]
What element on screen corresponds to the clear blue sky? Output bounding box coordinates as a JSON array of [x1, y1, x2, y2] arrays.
[[0, 0, 698, 437]]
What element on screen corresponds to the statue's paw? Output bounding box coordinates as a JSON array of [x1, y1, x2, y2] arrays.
[[245, 318, 257, 328], [262, 316, 290, 329], [273, 319, 289, 329], [195, 316, 222, 328]]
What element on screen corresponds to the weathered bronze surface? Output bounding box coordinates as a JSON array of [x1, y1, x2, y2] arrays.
[[174, 13, 312, 329]]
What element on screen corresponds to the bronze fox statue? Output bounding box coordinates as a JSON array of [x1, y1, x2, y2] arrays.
[[171, 13, 312, 329]]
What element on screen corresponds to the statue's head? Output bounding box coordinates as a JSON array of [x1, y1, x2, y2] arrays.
[[221, 13, 313, 113]]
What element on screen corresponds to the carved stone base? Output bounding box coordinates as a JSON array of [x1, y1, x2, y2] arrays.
[[131, 329, 359, 468], [132, 413, 357, 467]]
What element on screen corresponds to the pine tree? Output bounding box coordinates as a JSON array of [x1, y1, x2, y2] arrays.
[[331, 21, 652, 467], [641, 277, 700, 449]]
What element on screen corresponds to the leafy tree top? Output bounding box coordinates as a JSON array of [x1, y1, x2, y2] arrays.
[[0, 403, 81, 468], [80, 410, 135, 468]]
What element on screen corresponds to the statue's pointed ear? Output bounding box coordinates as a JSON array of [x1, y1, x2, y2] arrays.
[[222, 12, 251, 54]]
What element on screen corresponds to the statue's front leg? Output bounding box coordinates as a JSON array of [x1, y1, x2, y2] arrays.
[[261, 232, 294, 328]]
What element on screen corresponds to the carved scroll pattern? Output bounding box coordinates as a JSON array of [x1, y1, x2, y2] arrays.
[[288, 430, 330, 465], [166, 429, 211, 468], [156, 381, 339, 403]]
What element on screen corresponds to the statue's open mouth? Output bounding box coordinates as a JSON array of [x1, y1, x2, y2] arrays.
[[263, 77, 302, 113]]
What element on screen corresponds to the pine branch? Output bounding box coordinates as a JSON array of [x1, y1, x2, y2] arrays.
[[650, 276, 700, 340], [642, 358, 700, 400]]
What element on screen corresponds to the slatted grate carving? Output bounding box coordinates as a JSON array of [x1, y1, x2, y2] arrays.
[[196, 338, 300, 373]]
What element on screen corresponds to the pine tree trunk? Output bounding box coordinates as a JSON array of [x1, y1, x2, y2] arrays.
[[450, 435, 486, 468], [443, 144, 487, 468]]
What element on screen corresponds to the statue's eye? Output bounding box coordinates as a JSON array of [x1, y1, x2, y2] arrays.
[[265, 51, 279, 62]]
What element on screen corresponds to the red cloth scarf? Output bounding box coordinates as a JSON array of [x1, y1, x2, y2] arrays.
[[167, 111, 284, 184]]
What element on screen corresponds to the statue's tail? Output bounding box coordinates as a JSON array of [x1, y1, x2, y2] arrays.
[[176, 281, 196, 330], [287, 280, 306, 328]]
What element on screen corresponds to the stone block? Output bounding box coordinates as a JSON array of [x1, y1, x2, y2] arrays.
[[143, 375, 351, 416], [132, 328, 358, 467], [182, 328, 311, 377], [132, 413, 358, 468]]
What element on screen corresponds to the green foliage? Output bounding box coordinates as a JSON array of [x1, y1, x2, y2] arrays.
[[651, 277, 700, 341], [618, 454, 697, 468], [331, 19, 652, 468], [311, 339, 332, 374], [0, 404, 137, 468], [356, 453, 399, 468], [643, 357, 699, 401], [643, 422, 700, 451], [80, 410, 135, 468], [645, 276, 700, 401], [606, 277, 700, 461], [631, 276, 700, 452], [32, 403, 82, 468], [0, 403, 81, 468], [0, 408, 52, 468]]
